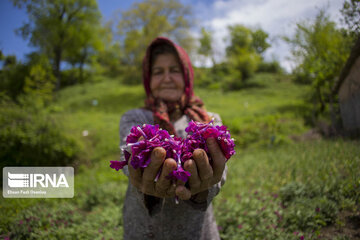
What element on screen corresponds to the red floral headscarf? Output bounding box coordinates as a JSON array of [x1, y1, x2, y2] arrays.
[[143, 37, 210, 135]]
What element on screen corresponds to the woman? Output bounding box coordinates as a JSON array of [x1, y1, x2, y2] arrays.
[[119, 37, 228, 239]]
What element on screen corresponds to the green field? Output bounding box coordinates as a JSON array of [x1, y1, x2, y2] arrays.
[[1, 73, 359, 239]]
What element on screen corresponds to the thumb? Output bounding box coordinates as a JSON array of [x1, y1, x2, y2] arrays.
[[175, 185, 191, 200]]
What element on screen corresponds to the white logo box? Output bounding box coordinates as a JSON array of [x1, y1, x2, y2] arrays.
[[3, 167, 74, 198]]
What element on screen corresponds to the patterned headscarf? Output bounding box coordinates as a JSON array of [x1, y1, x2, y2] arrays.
[[143, 37, 210, 135]]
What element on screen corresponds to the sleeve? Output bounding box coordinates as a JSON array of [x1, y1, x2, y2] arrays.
[[184, 112, 228, 211], [119, 109, 161, 215], [119, 109, 153, 176]]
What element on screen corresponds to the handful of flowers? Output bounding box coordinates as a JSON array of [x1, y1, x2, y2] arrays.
[[110, 120, 235, 183]]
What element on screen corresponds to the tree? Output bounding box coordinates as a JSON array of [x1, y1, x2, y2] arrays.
[[91, 22, 123, 79], [13, 0, 102, 90], [0, 53, 30, 100], [251, 28, 270, 57], [0, 51, 57, 103], [64, 17, 104, 84], [340, 0, 360, 36], [226, 25, 253, 55], [198, 27, 215, 66], [115, 0, 195, 84], [225, 25, 262, 86], [23, 54, 55, 106], [283, 9, 353, 126]]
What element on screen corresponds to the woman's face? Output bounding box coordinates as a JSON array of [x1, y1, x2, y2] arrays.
[[150, 53, 185, 102]]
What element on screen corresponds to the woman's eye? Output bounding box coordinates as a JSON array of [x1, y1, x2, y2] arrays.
[[171, 68, 180, 73], [153, 71, 162, 75]]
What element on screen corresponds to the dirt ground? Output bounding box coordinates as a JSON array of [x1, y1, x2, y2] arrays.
[[320, 210, 360, 239]]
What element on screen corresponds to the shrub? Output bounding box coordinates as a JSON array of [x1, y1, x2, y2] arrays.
[[0, 58, 28, 100], [193, 67, 214, 87], [224, 114, 303, 149], [0, 97, 80, 169], [279, 181, 345, 232], [257, 60, 283, 73]]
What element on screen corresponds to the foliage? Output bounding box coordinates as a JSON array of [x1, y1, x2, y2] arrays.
[[283, 9, 352, 126], [224, 25, 270, 89], [225, 114, 304, 149], [197, 27, 215, 66], [92, 23, 124, 79], [0, 55, 28, 100], [216, 139, 360, 239], [279, 184, 339, 231], [340, 0, 360, 38], [114, 0, 194, 84], [23, 54, 56, 104], [257, 60, 283, 73], [0, 52, 57, 105], [194, 63, 231, 90], [13, 0, 103, 89], [0, 96, 80, 169], [251, 28, 271, 57], [6, 176, 126, 239]]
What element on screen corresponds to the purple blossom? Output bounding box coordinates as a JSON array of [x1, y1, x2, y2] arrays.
[[110, 121, 235, 184], [130, 141, 153, 169], [184, 120, 235, 161], [110, 160, 128, 171], [110, 124, 168, 171], [126, 124, 161, 143], [167, 166, 191, 182], [124, 150, 131, 162]]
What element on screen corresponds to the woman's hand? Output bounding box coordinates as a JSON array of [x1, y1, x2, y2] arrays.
[[128, 147, 178, 198], [176, 137, 227, 201]]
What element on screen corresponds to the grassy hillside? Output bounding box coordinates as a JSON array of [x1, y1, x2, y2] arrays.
[[1, 73, 359, 239]]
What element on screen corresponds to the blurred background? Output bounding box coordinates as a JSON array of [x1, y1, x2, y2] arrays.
[[0, 0, 359, 239]]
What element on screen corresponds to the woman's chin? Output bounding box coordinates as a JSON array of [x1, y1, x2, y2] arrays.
[[159, 95, 181, 102], [157, 92, 181, 102]]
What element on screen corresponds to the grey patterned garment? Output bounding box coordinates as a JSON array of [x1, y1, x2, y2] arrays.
[[119, 108, 227, 240]]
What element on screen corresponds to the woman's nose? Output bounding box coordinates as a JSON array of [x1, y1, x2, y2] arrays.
[[163, 71, 171, 82]]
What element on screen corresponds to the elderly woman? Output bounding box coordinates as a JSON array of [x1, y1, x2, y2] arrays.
[[119, 37, 228, 240]]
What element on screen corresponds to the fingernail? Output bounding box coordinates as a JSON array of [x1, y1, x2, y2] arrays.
[[202, 150, 207, 158], [155, 148, 162, 158]]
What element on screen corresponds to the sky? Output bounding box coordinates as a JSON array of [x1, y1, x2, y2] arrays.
[[0, 0, 344, 72]]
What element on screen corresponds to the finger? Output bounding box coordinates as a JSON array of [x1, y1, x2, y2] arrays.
[[192, 149, 213, 183], [176, 185, 192, 200], [128, 159, 142, 189], [166, 183, 176, 198], [185, 108, 202, 122], [155, 158, 177, 196], [184, 159, 201, 193], [206, 138, 226, 184], [141, 147, 166, 194]]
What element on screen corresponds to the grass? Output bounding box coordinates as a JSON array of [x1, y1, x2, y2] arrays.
[[213, 139, 359, 240], [1, 73, 359, 239]]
